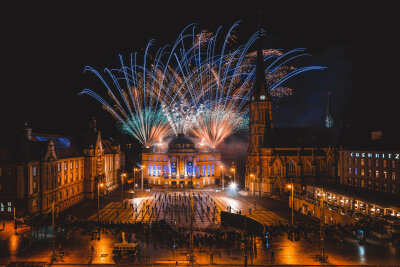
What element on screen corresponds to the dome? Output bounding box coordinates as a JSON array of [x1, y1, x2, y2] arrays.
[[168, 133, 197, 153]]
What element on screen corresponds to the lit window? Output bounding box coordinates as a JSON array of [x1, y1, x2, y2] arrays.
[[392, 160, 395, 169], [65, 162, 68, 170], [348, 158, 352, 165], [153, 165, 156, 176], [383, 160, 387, 168], [148, 165, 151, 176], [57, 164, 61, 172], [361, 159, 365, 166], [0, 203, 3, 212], [368, 158, 372, 166], [33, 166, 37, 176], [70, 161, 73, 170], [368, 169, 372, 177], [392, 172, 396, 180], [384, 171, 388, 179], [158, 158, 160, 162], [355, 159, 358, 165], [207, 165, 210, 176], [355, 168, 358, 175], [158, 165, 161, 176], [375, 159, 379, 167], [212, 157, 214, 161], [361, 169, 365, 176], [212, 165, 215, 175], [348, 168, 351, 174], [197, 157, 200, 162], [202, 165, 206, 176], [163, 157, 166, 161], [375, 170, 379, 178], [202, 157, 205, 161], [7, 202, 11, 212]]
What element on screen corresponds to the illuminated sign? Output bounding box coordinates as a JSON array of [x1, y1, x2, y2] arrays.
[[350, 152, 400, 159]]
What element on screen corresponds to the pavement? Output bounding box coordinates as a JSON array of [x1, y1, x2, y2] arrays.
[[1, 186, 400, 266]]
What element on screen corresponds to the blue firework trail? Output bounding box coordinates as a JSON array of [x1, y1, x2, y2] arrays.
[[79, 22, 326, 149]]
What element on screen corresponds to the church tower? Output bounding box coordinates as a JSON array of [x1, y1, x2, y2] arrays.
[[248, 10, 273, 153], [246, 10, 273, 193], [325, 91, 334, 128]]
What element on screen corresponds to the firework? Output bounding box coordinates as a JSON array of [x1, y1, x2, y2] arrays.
[[80, 22, 325, 149]]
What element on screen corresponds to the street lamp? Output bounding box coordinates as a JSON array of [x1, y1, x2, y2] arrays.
[[97, 182, 104, 224], [134, 168, 138, 189], [121, 173, 126, 204], [231, 168, 236, 184], [287, 183, 294, 226], [141, 165, 145, 190], [220, 165, 224, 190]]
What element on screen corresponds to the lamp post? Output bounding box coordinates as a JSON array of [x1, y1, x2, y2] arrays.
[[121, 173, 126, 204], [231, 168, 236, 184], [250, 174, 254, 195], [288, 183, 294, 226], [97, 182, 104, 224], [134, 168, 138, 189], [220, 165, 224, 190], [141, 165, 145, 190]]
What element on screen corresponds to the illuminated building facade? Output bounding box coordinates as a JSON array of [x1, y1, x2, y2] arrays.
[[245, 24, 336, 196], [0, 120, 124, 217], [142, 134, 222, 188], [340, 150, 400, 195]]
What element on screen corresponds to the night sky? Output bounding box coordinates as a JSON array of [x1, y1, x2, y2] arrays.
[[1, 2, 397, 139]]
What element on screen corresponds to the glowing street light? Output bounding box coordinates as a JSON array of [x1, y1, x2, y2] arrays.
[[287, 183, 294, 225], [134, 168, 138, 189], [141, 165, 145, 190], [231, 168, 236, 184], [97, 182, 104, 224], [220, 165, 224, 190]]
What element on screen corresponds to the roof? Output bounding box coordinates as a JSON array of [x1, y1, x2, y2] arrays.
[[263, 127, 335, 148]]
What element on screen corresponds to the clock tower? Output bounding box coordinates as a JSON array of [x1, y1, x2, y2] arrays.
[[246, 10, 273, 194]]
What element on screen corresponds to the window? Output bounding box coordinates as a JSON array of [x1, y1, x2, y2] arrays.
[[202, 157, 205, 161], [384, 171, 388, 179], [157, 165, 161, 176], [81, 161, 83, 168], [348, 168, 351, 174], [65, 162, 68, 171], [392, 160, 395, 169], [76, 161, 78, 169], [33, 181, 37, 191], [368, 169, 372, 177], [361, 179, 365, 188], [0, 203, 3, 212], [7, 202, 11, 212], [202, 165, 206, 176], [172, 157, 175, 161], [368, 158, 372, 166], [207, 165, 210, 176], [148, 165, 151, 176], [355, 168, 358, 175], [375, 170, 379, 178], [196, 166, 200, 176], [152, 165, 156, 176], [392, 172, 396, 180], [348, 158, 352, 165], [383, 183, 388, 191], [212, 165, 215, 175], [391, 184, 396, 194], [348, 177, 352, 184], [361, 159, 365, 166], [383, 160, 387, 168], [212, 157, 214, 161], [33, 166, 37, 176], [57, 164, 61, 172], [361, 169, 365, 176], [375, 182, 380, 190], [197, 157, 200, 162], [163, 157, 166, 162], [375, 159, 379, 167], [70, 173, 73, 182], [70, 161, 73, 170], [163, 165, 167, 176], [355, 158, 358, 165]]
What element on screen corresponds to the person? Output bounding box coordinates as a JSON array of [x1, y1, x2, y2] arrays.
[[270, 249, 274, 263], [210, 251, 214, 264]]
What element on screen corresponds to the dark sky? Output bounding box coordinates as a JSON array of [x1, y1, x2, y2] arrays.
[[1, 1, 397, 138]]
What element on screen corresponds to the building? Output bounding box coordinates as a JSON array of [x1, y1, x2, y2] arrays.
[[142, 133, 222, 188], [245, 22, 337, 196], [0, 120, 124, 217]]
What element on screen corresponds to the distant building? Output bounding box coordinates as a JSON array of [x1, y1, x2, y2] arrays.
[[339, 131, 400, 196], [0, 120, 124, 217], [142, 133, 222, 188]]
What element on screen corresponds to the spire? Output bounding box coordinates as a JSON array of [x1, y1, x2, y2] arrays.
[[325, 91, 334, 128], [252, 9, 270, 102]]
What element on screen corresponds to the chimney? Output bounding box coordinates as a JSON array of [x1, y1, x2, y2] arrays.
[[24, 121, 32, 141]]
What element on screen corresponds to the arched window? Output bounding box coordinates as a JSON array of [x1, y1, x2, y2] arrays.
[[202, 165, 206, 176], [153, 165, 156, 176], [158, 165, 161, 176], [288, 161, 296, 176], [207, 165, 210, 176]]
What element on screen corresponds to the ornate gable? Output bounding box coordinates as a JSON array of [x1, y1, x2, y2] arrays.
[[44, 140, 58, 161]]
